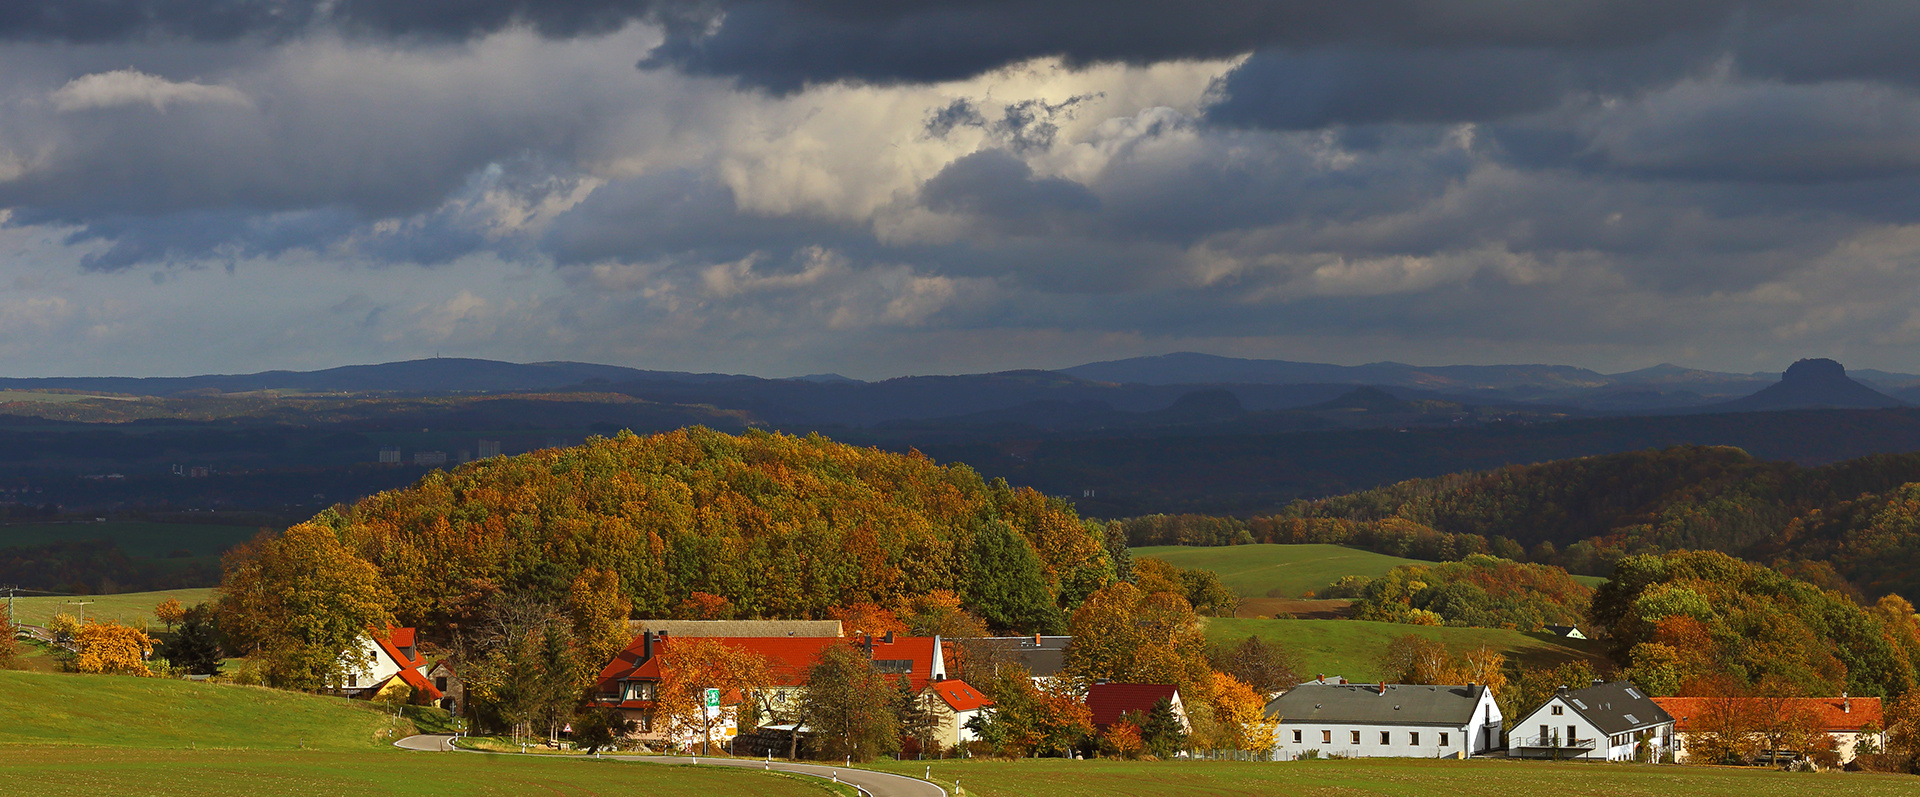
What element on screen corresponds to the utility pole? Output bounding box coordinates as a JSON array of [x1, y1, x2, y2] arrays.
[[2, 585, 15, 633], [63, 599, 94, 621]]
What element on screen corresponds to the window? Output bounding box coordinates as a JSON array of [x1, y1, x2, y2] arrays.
[[1624, 687, 1642, 699], [1351, 730, 1361, 744], [873, 659, 914, 674], [435, 676, 448, 691], [1410, 732, 1420, 746], [1623, 713, 1639, 724], [1380, 731, 1391, 745], [1439, 733, 1448, 747], [1293, 730, 1302, 744], [1322, 730, 1332, 744], [1569, 725, 1578, 742], [1551, 705, 1564, 716], [347, 673, 357, 688]]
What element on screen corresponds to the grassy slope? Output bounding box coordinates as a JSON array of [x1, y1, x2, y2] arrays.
[[1135, 543, 1607, 598], [1204, 618, 1609, 683], [0, 521, 260, 558], [11, 587, 217, 628], [0, 668, 835, 796], [870, 758, 1915, 797], [1135, 544, 1437, 598]]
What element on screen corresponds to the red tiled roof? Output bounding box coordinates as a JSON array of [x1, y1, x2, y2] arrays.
[[368, 626, 441, 700], [929, 680, 994, 712], [1652, 697, 1883, 732], [592, 633, 944, 697], [1086, 683, 1178, 729]]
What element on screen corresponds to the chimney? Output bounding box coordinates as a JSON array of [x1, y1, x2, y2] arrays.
[[1316, 674, 1325, 684], [1592, 678, 1605, 688], [1378, 681, 1387, 696], [642, 631, 654, 659], [1035, 632, 1042, 645], [883, 631, 894, 644], [1844, 692, 1851, 714], [657, 630, 669, 645]]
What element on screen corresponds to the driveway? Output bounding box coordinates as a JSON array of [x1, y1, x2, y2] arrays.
[[391, 735, 946, 797]]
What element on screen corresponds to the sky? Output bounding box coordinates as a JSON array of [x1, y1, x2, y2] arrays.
[[5, 2, 1920, 380]]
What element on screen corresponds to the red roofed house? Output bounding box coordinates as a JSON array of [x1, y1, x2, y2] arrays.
[[340, 626, 443, 703], [1653, 696, 1885, 764], [1086, 683, 1190, 734], [591, 630, 947, 747], [921, 679, 995, 749]]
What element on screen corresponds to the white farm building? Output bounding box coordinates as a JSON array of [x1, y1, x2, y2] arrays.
[[1265, 680, 1503, 759]]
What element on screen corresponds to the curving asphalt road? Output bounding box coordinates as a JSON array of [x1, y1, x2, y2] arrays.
[[392, 735, 946, 797]]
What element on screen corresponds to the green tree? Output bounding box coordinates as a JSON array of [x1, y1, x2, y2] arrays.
[[802, 644, 900, 762], [160, 604, 225, 677], [572, 706, 638, 755], [1208, 635, 1300, 696], [965, 519, 1062, 633], [1138, 697, 1187, 758]]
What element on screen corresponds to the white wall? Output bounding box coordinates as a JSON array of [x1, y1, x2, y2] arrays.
[[1512, 696, 1672, 761], [1273, 722, 1473, 759]]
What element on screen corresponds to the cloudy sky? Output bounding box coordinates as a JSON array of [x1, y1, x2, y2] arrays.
[[5, 2, 1920, 379]]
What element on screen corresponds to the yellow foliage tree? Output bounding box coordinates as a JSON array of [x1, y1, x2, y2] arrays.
[[217, 517, 393, 690], [1065, 581, 1210, 697], [73, 620, 155, 676], [567, 568, 632, 673], [1210, 672, 1280, 755]]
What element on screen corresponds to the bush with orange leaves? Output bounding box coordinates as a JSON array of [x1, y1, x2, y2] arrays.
[[1099, 719, 1145, 759], [73, 619, 156, 676]]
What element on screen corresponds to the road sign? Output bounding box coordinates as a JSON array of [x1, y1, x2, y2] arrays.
[[705, 688, 720, 708]]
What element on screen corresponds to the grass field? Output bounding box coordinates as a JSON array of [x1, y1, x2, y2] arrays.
[[10, 587, 217, 628], [1136, 543, 1608, 600], [0, 668, 840, 795], [867, 757, 1915, 796], [0, 520, 263, 558], [1203, 617, 1609, 683], [1135, 544, 1438, 599]]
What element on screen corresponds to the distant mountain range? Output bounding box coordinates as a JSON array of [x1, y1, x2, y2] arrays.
[[0, 353, 1913, 429]]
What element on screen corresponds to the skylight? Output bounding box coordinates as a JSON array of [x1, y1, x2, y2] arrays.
[[1624, 713, 1639, 724], [1571, 699, 1588, 709], [1624, 688, 1642, 699]]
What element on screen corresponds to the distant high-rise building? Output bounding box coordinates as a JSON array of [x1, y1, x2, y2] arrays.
[[477, 440, 502, 459], [378, 447, 402, 464]]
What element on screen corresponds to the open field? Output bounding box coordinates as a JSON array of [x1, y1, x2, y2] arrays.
[[1204, 617, 1609, 683], [0, 747, 843, 797], [868, 757, 1915, 797], [0, 520, 263, 558], [0, 668, 839, 796], [1136, 543, 1608, 600], [1135, 544, 1438, 598], [11, 587, 217, 628]]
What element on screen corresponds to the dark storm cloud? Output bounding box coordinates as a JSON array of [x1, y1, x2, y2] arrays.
[[0, 1, 649, 43]]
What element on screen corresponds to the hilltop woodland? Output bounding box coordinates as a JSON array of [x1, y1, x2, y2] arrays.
[[202, 427, 1283, 759], [1114, 445, 1920, 600]]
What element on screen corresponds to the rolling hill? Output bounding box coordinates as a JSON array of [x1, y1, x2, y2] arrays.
[[1133, 544, 1436, 599]]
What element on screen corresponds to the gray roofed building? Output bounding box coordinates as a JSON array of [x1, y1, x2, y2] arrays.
[[1265, 681, 1503, 759], [1510, 680, 1676, 761], [627, 619, 845, 638], [956, 635, 1071, 680]]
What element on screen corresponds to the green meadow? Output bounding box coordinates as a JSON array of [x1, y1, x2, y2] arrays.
[[869, 757, 1916, 797], [1134, 543, 1438, 598], [0, 668, 837, 796], [1135, 542, 1607, 600], [1203, 617, 1608, 683], [10, 587, 218, 629]]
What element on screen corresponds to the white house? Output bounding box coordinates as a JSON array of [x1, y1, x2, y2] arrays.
[[339, 626, 442, 703], [1265, 680, 1503, 760], [1510, 680, 1674, 761], [922, 679, 995, 749]]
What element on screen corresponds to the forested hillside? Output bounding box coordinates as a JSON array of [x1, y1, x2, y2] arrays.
[[1121, 445, 1920, 599], [224, 427, 1119, 641]]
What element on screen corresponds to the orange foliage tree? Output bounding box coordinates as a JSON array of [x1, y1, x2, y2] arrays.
[[654, 637, 772, 752], [831, 602, 908, 638], [154, 598, 187, 632], [1099, 720, 1145, 759], [1065, 581, 1210, 697], [568, 568, 632, 669]]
